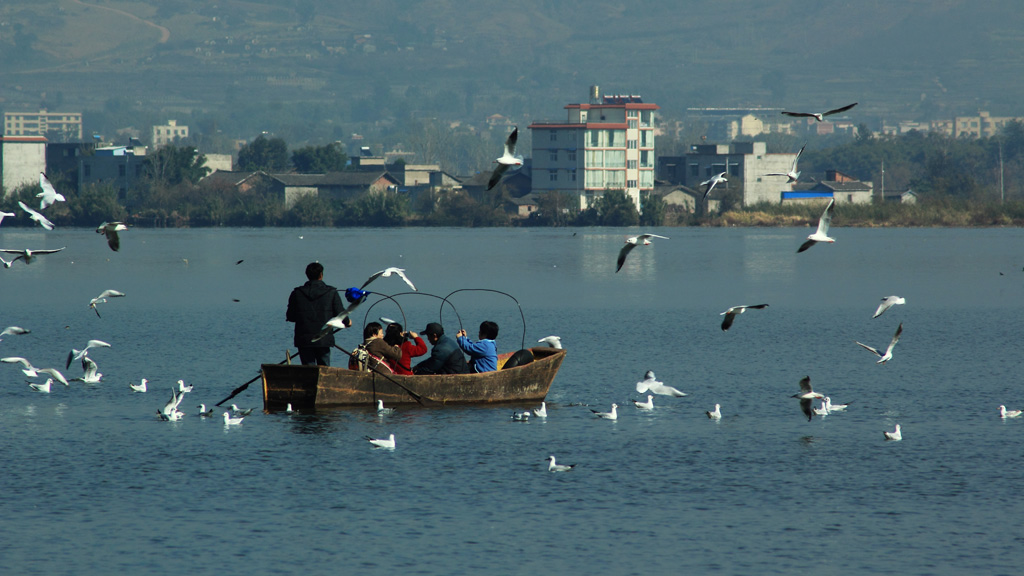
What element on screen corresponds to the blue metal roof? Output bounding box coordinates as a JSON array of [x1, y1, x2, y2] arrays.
[[781, 191, 834, 199]]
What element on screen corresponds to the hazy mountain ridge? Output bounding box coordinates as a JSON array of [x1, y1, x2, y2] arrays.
[[1, 0, 1022, 136]]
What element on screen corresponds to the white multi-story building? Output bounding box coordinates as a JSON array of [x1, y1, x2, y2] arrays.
[[683, 142, 800, 206], [529, 89, 658, 212], [152, 120, 190, 147], [4, 110, 82, 141]]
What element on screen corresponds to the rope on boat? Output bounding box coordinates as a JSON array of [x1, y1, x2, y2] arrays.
[[440, 289, 527, 351]]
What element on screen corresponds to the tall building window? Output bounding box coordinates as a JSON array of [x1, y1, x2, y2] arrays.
[[571, 170, 577, 182], [640, 150, 651, 167], [628, 160, 637, 170], [628, 120, 638, 129], [640, 131, 651, 147], [627, 180, 637, 188], [627, 110, 638, 118], [640, 110, 652, 127], [550, 131, 558, 141], [627, 140, 637, 150], [550, 171, 558, 182], [568, 150, 576, 162], [549, 150, 558, 162]]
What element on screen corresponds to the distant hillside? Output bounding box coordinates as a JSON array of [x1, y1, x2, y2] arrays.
[[1, 0, 1022, 139]]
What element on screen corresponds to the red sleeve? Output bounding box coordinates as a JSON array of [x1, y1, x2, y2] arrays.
[[405, 336, 428, 358]]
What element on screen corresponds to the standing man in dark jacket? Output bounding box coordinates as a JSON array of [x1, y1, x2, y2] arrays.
[[412, 322, 470, 375], [286, 262, 348, 366]]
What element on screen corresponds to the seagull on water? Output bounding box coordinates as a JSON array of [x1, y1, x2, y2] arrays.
[[884, 424, 902, 441], [361, 267, 417, 292], [365, 433, 395, 449], [18, 201, 54, 231], [96, 222, 129, 252], [223, 411, 244, 426], [285, 403, 294, 413], [487, 127, 523, 191], [511, 411, 531, 421], [198, 404, 215, 417], [66, 339, 111, 369], [701, 171, 727, 202], [781, 102, 858, 122], [177, 380, 193, 394], [792, 376, 825, 422], [873, 295, 906, 319], [824, 397, 849, 412], [635, 370, 687, 397], [230, 404, 254, 416], [720, 304, 769, 331], [376, 399, 396, 415], [158, 388, 187, 421], [999, 405, 1022, 419], [538, 336, 562, 349], [633, 395, 654, 410], [37, 173, 66, 210], [89, 290, 126, 318], [532, 401, 548, 418], [546, 455, 576, 472], [706, 404, 722, 420], [797, 198, 836, 253], [813, 399, 829, 417], [591, 403, 618, 420], [616, 233, 669, 273], [0, 247, 65, 264], [856, 322, 903, 364], [764, 144, 805, 183], [72, 356, 102, 384], [0, 326, 30, 341], [129, 378, 148, 393], [2, 356, 40, 377], [29, 378, 53, 393]]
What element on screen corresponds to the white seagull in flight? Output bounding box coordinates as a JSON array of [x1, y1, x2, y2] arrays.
[[37, 173, 66, 210], [701, 171, 727, 201], [546, 455, 576, 472], [781, 102, 858, 122], [72, 356, 103, 384], [18, 201, 54, 231], [720, 304, 769, 331], [764, 144, 806, 183], [361, 267, 417, 292], [616, 233, 669, 273], [0, 326, 30, 341], [487, 127, 523, 191], [856, 323, 903, 364], [873, 295, 906, 319], [89, 290, 126, 317], [66, 339, 112, 369], [0, 247, 65, 264], [96, 222, 129, 252], [0, 254, 22, 268], [792, 376, 824, 422], [797, 198, 836, 253], [635, 370, 687, 397], [538, 336, 562, 349], [2, 356, 39, 377], [0, 210, 15, 227]]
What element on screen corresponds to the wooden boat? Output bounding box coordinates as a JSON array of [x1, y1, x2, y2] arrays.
[[261, 347, 566, 408]]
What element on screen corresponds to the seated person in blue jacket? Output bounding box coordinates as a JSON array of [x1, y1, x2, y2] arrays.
[[456, 321, 499, 373]]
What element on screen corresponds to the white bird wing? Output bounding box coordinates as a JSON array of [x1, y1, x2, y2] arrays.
[[81, 356, 99, 380], [2, 356, 34, 369], [885, 323, 903, 355], [19, 202, 54, 230], [87, 339, 112, 350], [815, 199, 835, 236], [822, 102, 858, 117], [791, 145, 806, 173], [616, 242, 638, 273], [856, 341, 882, 357], [38, 173, 63, 209], [504, 127, 519, 157], [873, 299, 893, 318], [38, 368, 68, 386], [96, 290, 126, 300], [636, 234, 670, 242], [798, 376, 814, 394], [487, 163, 510, 191], [388, 268, 417, 291]]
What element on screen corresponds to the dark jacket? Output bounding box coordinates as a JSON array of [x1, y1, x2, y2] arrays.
[[413, 334, 470, 375], [286, 280, 344, 348]]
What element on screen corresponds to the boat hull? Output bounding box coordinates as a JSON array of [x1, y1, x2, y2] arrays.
[[262, 347, 565, 408]]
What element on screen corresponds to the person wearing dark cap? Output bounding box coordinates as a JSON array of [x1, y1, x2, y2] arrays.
[[286, 261, 349, 366], [412, 322, 470, 375]]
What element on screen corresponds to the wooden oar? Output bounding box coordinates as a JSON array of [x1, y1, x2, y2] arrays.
[[331, 344, 434, 406], [214, 350, 300, 407]]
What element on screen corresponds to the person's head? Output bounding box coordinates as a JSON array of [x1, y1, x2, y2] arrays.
[[305, 262, 324, 281], [364, 322, 383, 340], [479, 320, 499, 340], [422, 322, 444, 343], [384, 323, 404, 346]]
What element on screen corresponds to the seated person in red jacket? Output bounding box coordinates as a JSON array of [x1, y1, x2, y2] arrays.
[[383, 322, 428, 375]]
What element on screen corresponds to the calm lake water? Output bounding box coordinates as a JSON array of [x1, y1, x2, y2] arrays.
[[2, 226, 1024, 575]]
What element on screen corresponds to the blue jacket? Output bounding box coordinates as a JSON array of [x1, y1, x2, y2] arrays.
[[413, 335, 470, 375], [457, 336, 497, 373]]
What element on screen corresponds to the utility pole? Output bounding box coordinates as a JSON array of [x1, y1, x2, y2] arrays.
[[999, 139, 1005, 204]]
